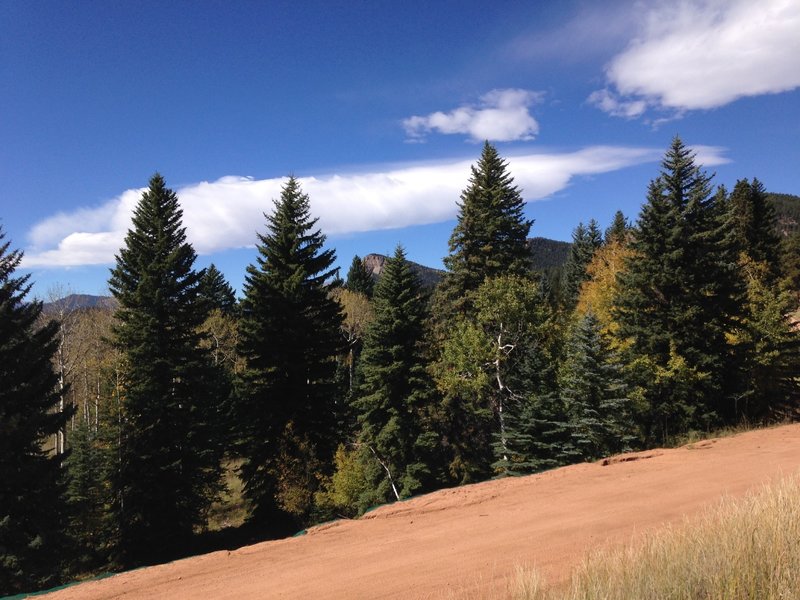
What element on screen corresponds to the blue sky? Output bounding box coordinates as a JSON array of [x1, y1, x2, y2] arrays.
[[2, 0, 799, 299]]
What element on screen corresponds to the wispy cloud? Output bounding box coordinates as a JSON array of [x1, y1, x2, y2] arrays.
[[591, 0, 800, 117], [21, 144, 723, 268], [586, 89, 647, 119], [403, 89, 543, 142], [504, 2, 637, 65]]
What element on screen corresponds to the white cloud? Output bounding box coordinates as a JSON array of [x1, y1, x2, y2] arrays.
[[587, 89, 647, 119], [688, 145, 732, 167], [403, 89, 543, 142], [21, 144, 710, 268], [592, 0, 800, 116]]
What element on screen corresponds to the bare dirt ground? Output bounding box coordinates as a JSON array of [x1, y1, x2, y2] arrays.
[[41, 424, 800, 599]]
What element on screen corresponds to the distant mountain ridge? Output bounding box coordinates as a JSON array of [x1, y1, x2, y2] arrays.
[[40, 237, 584, 310], [42, 294, 117, 313], [526, 237, 572, 270], [363, 236, 572, 288], [363, 253, 445, 288]]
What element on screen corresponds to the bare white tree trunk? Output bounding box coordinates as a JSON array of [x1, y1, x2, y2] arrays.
[[368, 445, 400, 501], [489, 327, 517, 464]]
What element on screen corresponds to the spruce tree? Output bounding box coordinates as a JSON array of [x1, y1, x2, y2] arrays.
[[199, 263, 237, 314], [345, 255, 374, 297], [354, 245, 437, 502], [237, 176, 344, 528], [559, 312, 633, 463], [727, 179, 782, 280], [436, 142, 532, 318], [561, 219, 603, 313], [604, 210, 629, 245], [108, 174, 225, 567], [0, 228, 72, 595], [615, 137, 740, 439], [64, 417, 110, 574], [733, 258, 800, 419]]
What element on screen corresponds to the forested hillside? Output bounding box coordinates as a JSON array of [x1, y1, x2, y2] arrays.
[[769, 192, 800, 236], [2, 139, 799, 596]]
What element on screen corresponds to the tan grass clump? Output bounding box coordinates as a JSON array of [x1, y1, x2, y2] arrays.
[[515, 475, 800, 600]]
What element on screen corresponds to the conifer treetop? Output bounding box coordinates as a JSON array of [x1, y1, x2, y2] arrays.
[[246, 176, 338, 295], [440, 142, 533, 315]]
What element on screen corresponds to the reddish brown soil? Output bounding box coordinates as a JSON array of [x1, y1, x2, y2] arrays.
[[42, 424, 800, 599]]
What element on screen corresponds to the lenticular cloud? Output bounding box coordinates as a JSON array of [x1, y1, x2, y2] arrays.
[[22, 145, 716, 268]]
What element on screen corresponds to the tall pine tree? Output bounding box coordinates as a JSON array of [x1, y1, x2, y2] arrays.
[[726, 178, 782, 280], [435, 142, 532, 318], [559, 312, 633, 463], [431, 143, 535, 482], [354, 245, 437, 503], [1, 227, 72, 594], [615, 138, 740, 440], [561, 219, 603, 313], [199, 263, 237, 314], [345, 255, 374, 297], [108, 174, 226, 567], [237, 176, 344, 529], [604, 210, 630, 245]]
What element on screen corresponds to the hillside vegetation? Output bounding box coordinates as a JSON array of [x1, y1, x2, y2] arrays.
[[2, 139, 798, 596]]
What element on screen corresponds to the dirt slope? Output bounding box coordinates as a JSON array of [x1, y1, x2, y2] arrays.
[[41, 424, 800, 599]]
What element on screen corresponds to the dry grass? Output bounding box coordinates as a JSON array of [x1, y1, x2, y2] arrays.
[[513, 475, 800, 600]]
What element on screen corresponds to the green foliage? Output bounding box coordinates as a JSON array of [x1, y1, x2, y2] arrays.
[[436, 141, 533, 319], [561, 219, 603, 312], [614, 137, 741, 438], [730, 258, 800, 418], [527, 237, 572, 270], [727, 179, 782, 280], [433, 319, 495, 483], [767, 191, 800, 236], [199, 263, 238, 314], [780, 230, 800, 299], [559, 312, 634, 462], [604, 210, 630, 245], [354, 246, 438, 503], [64, 417, 114, 574], [0, 227, 72, 595], [434, 275, 558, 479], [315, 444, 379, 518], [236, 176, 344, 528], [345, 255, 374, 297], [107, 174, 226, 567]]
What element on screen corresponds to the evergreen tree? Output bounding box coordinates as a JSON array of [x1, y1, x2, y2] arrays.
[[561, 219, 603, 312], [354, 245, 437, 503], [199, 263, 237, 314], [345, 255, 374, 297], [614, 138, 740, 440], [481, 276, 564, 476], [436, 142, 532, 318], [732, 257, 800, 419], [237, 176, 344, 528], [727, 178, 782, 281], [781, 231, 800, 303], [0, 228, 72, 595], [559, 312, 633, 463], [64, 417, 111, 574], [107, 174, 226, 567], [604, 210, 629, 245], [498, 389, 570, 476]]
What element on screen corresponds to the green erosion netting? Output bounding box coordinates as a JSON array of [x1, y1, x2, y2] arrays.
[[4, 571, 117, 600]]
